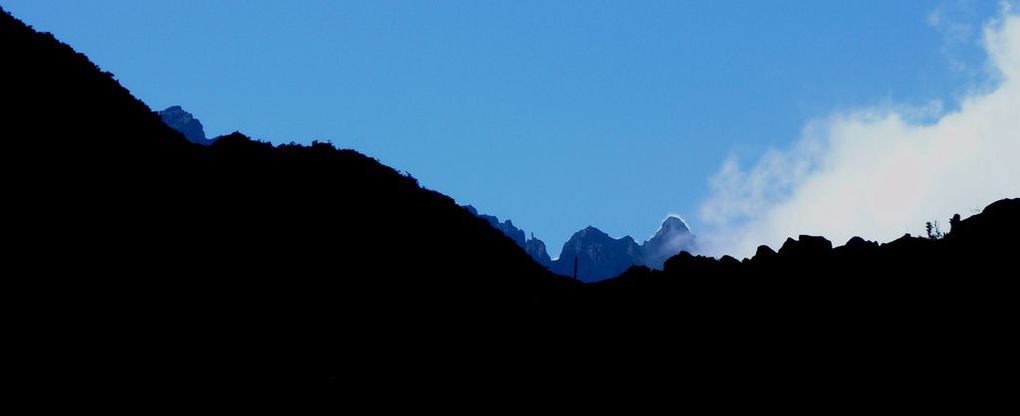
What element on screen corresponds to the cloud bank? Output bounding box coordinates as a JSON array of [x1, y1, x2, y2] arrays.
[[699, 5, 1020, 258]]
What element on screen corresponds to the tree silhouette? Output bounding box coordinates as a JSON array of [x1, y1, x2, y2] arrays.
[[950, 213, 962, 232], [926, 220, 944, 240]]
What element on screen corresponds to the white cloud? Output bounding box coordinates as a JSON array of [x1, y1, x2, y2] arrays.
[[699, 7, 1020, 258]]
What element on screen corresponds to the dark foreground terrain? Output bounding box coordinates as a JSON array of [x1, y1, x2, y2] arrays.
[[4, 7, 1017, 403]]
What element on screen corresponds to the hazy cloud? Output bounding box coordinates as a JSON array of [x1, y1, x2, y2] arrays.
[[699, 5, 1020, 258]]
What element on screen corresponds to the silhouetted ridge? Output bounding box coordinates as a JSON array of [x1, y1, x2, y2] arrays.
[[2, 4, 569, 293], [551, 226, 644, 281], [2, 6, 575, 388], [595, 198, 1020, 291], [466, 209, 696, 281], [524, 237, 553, 266], [1, 8, 192, 162], [550, 217, 695, 281], [7, 5, 1020, 399], [463, 205, 553, 267], [777, 235, 832, 257]]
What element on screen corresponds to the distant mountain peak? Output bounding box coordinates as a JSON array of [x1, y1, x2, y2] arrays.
[[647, 216, 690, 240], [641, 215, 696, 271], [553, 226, 644, 281], [464, 205, 551, 268], [659, 215, 690, 232], [468, 208, 697, 282], [159, 105, 212, 145], [648, 215, 692, 240]]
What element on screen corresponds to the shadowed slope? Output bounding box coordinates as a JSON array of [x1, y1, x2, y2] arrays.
[[5, 6, 1019, 401], [2, 7, 575, 388], [589, 198, 1019, 315]]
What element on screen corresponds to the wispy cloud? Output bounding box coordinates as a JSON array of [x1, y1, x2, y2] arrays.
[[928, 0, 989, 74], [699, 5, 1020, 258]]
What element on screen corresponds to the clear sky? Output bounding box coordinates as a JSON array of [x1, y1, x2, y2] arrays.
[[3, 1, 1007, 255]]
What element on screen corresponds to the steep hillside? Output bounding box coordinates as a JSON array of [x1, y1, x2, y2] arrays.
[[2, 7, 562, 291], [2, 7, 574, 387]]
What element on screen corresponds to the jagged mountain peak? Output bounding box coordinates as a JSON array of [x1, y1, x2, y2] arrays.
[[567, 226, 637, 244], [641, 215, 696, 271], [576, 225, 608, 237], [553, 226, 644, 281], [159, 105, 212, 145], [463, 205, 551, 267], [658, 216, 690, 233], [468, 209, 698, 281]]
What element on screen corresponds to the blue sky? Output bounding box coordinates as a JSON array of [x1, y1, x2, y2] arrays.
[[3, 1, 1006, 254]]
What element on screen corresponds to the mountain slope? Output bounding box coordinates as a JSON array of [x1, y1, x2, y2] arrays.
[[551, 226, 644, 280], [6, 6, 1019, 398], [548, 217, 696, 281], [1, 9, 192, 161], [466, 208, 697, 281], [2, 6, 561, 290], [2, 6, 574, 387], [465, 205, 553, 267], [641, 216, 695, 268]]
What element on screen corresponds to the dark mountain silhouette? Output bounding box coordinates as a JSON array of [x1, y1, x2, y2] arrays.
[[592, 198, 1019, 294], [482, 213, 528, 247], [465, 207, 697, 281], [464, 205, 553, 267], [551, 226, 644, 280], [548, 217, 695, 281], [5, 6, 1018, 401], [158, 105, 212, 145], [641, 216, 696, 268], [2, 6, 573, 388], [523, 234, 553, 266], [2, 7, 560, 294]]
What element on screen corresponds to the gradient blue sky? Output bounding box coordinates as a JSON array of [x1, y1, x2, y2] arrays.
[[3, 0, 1003, 254]]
